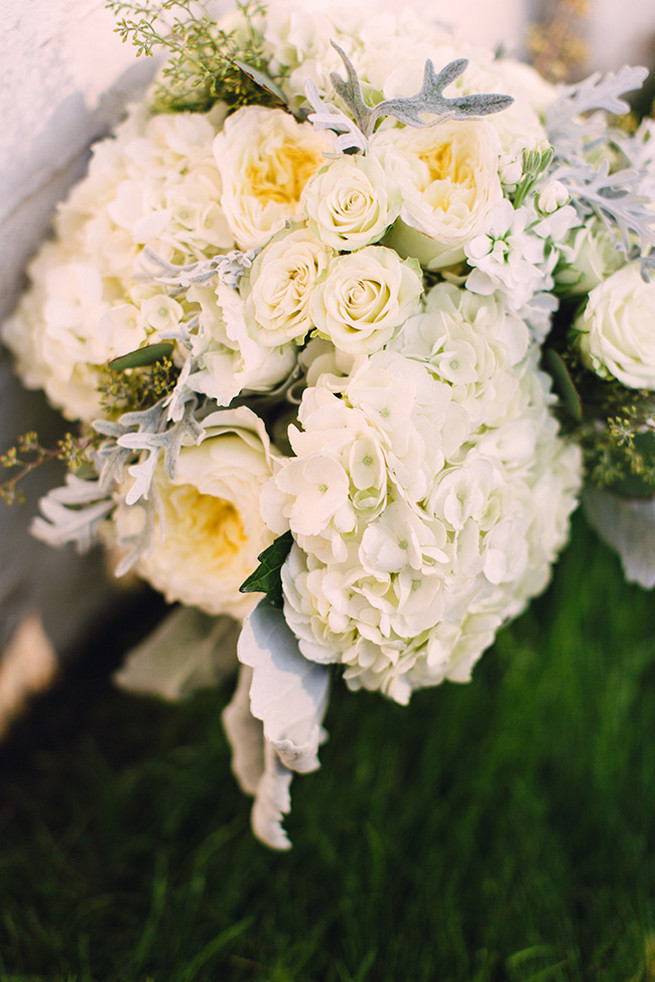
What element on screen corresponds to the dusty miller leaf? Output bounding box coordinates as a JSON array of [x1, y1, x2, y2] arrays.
[[31, 476, 114, 552], [547, 65, 649, 145], [227, 603, 331, 849], [329, 43, 513, 139]]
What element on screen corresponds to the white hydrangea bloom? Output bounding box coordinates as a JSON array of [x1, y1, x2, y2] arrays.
[[3, 105, 234, 420], [262, 292, 581, 705]]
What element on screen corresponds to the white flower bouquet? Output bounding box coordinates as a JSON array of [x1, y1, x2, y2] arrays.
[[1, 0, 654, 848]]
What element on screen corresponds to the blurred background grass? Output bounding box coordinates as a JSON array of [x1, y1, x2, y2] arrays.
[[1, 510, 655, 981]]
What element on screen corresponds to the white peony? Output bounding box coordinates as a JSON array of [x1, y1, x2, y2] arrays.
[[213, 106, 332, 250], [115, 408, 275, 619], [310, 246, 423, 354], [575, 263, 655, 388], [377, 119, 504, 271]]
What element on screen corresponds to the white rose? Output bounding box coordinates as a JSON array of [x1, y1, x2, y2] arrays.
[[556, 220, 624, 296], [213, 106, 332, 250], [116, 407, 276, 618], [377, 119, 503, 270], [244, 227, 333, 346], [301, 152, 401, 251], [311, 247, 423, 354], [575, 263, 655, 388]]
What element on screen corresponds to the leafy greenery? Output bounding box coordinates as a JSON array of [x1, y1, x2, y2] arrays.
[[543, 338, 655, 497], [97, 354, 179, 416], [0, 430, 93, 505], [2, 515, 655, 980], [108, 342, 175, 371], [107, 0, 283, 114], [510, 146, 555, 207], [240, 531, 294, 608]]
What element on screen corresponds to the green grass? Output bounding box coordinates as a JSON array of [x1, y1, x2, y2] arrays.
[[1, 512, 655, 981]]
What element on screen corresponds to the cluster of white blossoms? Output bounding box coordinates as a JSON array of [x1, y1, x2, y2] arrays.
[[1, 0, 589, 646], [9, 0, 655, 848], [262, 285, 580, 704]]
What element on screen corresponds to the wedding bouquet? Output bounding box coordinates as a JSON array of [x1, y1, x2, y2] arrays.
[[2, 0, 653, 849]]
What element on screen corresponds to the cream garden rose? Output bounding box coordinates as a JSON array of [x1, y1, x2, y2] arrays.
[[378, 119, 503, 270], [115, 408, 275, 619], [213, 106, 332, 250], [301, 152, 401, 252], [244, 227, 333, 346], [575, 263, 655, 388], [311, 246, 423, 354]]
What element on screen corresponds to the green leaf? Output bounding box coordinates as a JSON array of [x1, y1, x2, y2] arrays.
[[239, 531, 294, 608], [108, 343, 175, 371], [232, 59, 291, 110], [543, 349, 583, 423]]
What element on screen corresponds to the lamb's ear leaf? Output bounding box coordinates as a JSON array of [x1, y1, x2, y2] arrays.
[[584, 486, 655, 589], [223, 665, 293, 851], [237, 601, 330, 774], [224, 605, 331, 850], [114, 608, 239, 700]]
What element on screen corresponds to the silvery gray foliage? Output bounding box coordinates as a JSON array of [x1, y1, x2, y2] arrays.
[[329, 42, 514, 140], [546, 66, 649, 154], [584, 486, 655, 589], [141, 245, 259, 292], [553, 158, 655, 254], [91, 394, 205, 575], [228, 601, 331, 849], [641, 253, 655, 281], [31, 475, 115, 552], [546, 65, 655, 258], [94, 395, 204, 506], [304, 78, 368, 155]]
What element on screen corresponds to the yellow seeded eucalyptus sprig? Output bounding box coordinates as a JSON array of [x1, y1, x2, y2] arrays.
[[0, 432, 94, 505], [107, 0, 283, 114]]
